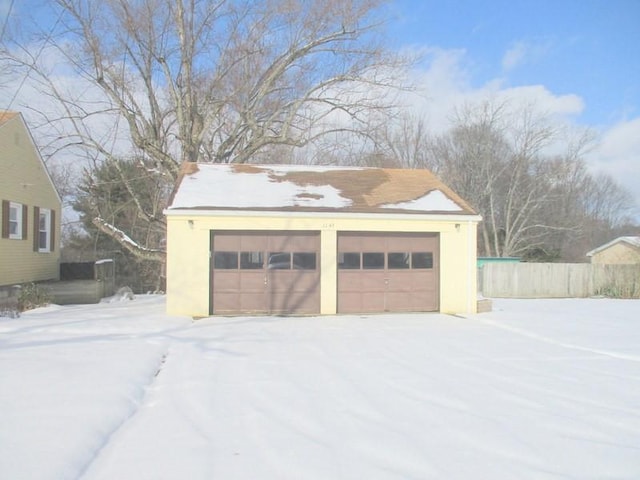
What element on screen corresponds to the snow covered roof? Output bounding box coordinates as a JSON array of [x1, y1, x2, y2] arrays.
[[586, 236, 640, 257], [166, 163, 477, 216]]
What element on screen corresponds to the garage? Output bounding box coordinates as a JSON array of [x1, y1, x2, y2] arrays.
[[210, 231, 320, 315], [165, 163, 481, 317], [337, 232, 439, 313]]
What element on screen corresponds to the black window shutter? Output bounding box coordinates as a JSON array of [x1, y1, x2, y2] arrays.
[[33, 206, 40, 251], [22, 204, 28, 240], [50, 210, 56, 252], [1, 200, 8, 238]]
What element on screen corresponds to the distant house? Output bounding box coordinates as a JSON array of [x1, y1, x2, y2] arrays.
[[0, 111, 61, 291], [586, 236, 640, 264], [164, 163, 481, 317]]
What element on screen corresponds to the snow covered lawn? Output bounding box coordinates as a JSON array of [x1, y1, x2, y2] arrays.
[[1, 297, 639, 479]]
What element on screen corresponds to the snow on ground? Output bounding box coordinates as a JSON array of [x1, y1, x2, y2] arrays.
[[1, 297, 639, 479]]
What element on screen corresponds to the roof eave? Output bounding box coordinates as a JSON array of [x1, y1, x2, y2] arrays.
[[586, 236, 640, 257], [1, 112, 63, 206], [164, 207, 482, 223]]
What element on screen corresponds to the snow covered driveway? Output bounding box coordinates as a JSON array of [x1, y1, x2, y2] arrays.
[[1, 297, 639, 479]]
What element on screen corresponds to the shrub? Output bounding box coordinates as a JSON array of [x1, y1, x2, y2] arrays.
[[595, 284, 640, 299], [0, 307, 20, 318], [18, 283, 53, 312]]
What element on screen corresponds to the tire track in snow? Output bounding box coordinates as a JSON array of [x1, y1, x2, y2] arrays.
[[75, 347, 170, 479], [473, 317, 640, 362]]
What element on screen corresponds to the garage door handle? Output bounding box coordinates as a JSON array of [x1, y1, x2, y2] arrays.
[[264, 276, 268, 285]]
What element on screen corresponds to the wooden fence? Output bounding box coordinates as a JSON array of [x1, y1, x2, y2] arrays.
[[480, 263, 640, 298]]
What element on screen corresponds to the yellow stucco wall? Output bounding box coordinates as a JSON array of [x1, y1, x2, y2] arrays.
[[166, 212, 479, 317], [591, 243, 640, 264], [0, 116, 61, 287]]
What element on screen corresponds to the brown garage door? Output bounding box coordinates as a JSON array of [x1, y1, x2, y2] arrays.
[[337, 232, 439, 313], [210, 231, 320, 315]]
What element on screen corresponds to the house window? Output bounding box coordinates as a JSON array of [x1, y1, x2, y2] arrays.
[[38, 208, 52, 252], [9, 202, 23, 239]]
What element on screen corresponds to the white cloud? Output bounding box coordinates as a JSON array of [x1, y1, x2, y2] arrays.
[[494, 85, 584, 117], [401, 47, 638, 214], [598, 117, 640, 161], [502, 42, 528, 71], [501, 39, 554, 72], [590, 117, 640, 209], [401, 49, 584, 134]]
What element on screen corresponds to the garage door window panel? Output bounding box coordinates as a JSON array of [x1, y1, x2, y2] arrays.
[[214, 251, 238, 269], [363, 252, 384, 269], [388, 252, 410, 269], [338, 252, 360, 269], [293, 252, 316, 270], [240, 251, 264, 269], [412, 252, 434, 269], [268, 252, 291, 269]]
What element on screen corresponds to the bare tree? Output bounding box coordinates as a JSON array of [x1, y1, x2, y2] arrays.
[[582, 173, 636, 229], [365, 112, 432, 169], [6, 0, 404, 260], [429, 101, 514, 256], [0, 15, 17, 90], [429, 100, 612, 258]]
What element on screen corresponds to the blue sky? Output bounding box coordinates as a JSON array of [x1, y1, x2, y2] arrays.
[[388, 0, 640, 127], [384, 0, 640, 217]]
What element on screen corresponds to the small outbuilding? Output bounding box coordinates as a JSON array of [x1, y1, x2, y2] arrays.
[[586, 236, 640, 264], [165, 163, 481, 316]]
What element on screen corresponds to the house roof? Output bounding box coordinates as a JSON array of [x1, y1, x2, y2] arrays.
[[586, 236, 640, 257], [0, 110, 19, 127], [0, 110, 63, 205], [167, 163, 478, 216]]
